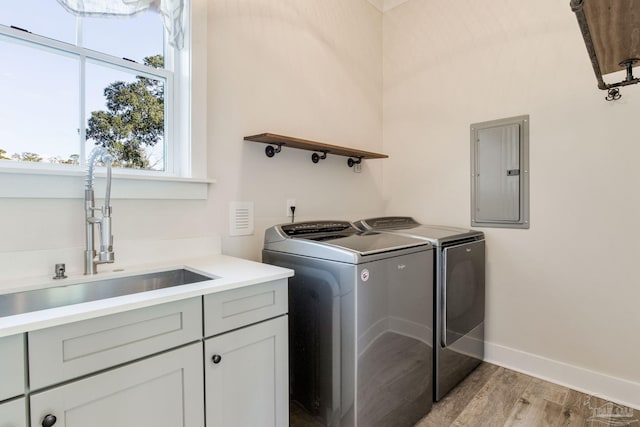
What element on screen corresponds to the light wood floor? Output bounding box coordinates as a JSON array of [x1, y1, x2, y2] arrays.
[[417, 363, 639, 427], [290, 353, 639, 427]]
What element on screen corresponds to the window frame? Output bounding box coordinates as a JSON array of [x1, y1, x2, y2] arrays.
[[0, 0, 209, 199]]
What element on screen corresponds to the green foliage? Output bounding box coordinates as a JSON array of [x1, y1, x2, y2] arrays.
[[1, 150, 78, 164], [12, 152, 43, 162], [87, 55, 164, 169], [50, 154, 80, 165]]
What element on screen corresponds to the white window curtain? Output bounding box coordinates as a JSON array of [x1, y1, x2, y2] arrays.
[[56, 0, 185, 49]]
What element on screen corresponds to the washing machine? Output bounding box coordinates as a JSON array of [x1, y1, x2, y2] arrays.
[[352, 217, 485, 401], [263, 220, 434, 427]]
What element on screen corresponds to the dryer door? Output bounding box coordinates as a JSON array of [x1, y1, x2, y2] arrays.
[[442, 240, 485, 347]]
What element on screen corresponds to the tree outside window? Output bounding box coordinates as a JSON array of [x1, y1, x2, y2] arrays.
[[0, 55, 164, 169], [87, 55, 165, 169]]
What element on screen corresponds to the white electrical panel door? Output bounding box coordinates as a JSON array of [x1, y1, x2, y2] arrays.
[[476, 124, 520, 222], [471, 115, 529, 229]]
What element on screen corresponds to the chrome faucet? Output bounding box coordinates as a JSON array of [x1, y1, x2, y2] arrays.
[[84, 147, 115, 275]]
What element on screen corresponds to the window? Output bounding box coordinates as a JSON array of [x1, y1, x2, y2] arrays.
[[0, 0, 189, 176]]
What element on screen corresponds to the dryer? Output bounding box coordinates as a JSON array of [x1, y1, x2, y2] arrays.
[[263, 220, 434, 427], [353, 217, 485, 401]]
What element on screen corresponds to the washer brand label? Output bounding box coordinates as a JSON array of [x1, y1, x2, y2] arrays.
[[360, 269, 370, 282]]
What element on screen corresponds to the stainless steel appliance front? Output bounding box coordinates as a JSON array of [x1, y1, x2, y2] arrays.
[[442, 240, 485, 347], [263, 221, 433, 426], [352, 217, 485, 401], [435, 239, 485, 400]]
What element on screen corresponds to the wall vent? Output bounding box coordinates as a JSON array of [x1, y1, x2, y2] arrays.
[[229, 202, 254, 236]]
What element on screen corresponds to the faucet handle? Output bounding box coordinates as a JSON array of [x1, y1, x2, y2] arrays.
[[53, 264, 67, 280]]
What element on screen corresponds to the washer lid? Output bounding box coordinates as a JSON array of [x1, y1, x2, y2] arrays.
[[353, 217, 484, 246], [306, 232, 430, 256], [263, 220, 432, 263], [353, 216, 421, 230]]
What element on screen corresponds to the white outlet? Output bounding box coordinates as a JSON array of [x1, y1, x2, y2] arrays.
[[286, 199, 296, 217]]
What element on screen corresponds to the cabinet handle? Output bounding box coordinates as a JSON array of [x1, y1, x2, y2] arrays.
[[42, 414, 57, 427], [212, 354, 222, 364]]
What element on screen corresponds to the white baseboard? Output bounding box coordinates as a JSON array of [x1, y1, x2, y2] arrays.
[[485, 341, 640, 410]]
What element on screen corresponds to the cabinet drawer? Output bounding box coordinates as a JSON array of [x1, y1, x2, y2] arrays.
[[0, 334, 24, 401], [30, 343, 204, 427], [204, 280, 287, 337], [0, 397, 26, 427], [29, 297, 202, 390]]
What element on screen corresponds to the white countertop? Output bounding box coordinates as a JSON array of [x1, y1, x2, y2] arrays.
[[0, 254, 294, 338]]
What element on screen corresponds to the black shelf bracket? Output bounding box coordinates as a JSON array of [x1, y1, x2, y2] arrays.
[[347, 157, 362, 168], [311, 151, 328, 163], [264, 144, 282, 158]]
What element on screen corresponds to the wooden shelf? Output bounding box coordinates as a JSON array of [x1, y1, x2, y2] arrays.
[[244, 133, 388, 166], [572, 0, 640, 93]]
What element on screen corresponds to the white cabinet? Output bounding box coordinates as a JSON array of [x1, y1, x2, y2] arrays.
[[10, 278, 288, 427], [0, 398, 26, 427], [205, 315, 288, 427], [28, 298, 204, 427], [203, 279, 287, 337], [0, 334, 25, 401], [29, 297, 201, 390], [203, 279, 288, 426], [0, 335, 26, 427], [30, 343, 204, 427]]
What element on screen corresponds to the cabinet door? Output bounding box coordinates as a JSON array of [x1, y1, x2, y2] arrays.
[[30, 343, 204, 427], [29, 297, 201, 390], [205, 315, 288, 427], [0, 334, 24, 401], [0, 398, 26, 427]]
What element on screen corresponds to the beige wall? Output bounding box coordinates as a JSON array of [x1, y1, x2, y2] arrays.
[[383, 0, 640, 385], [207, 0, 385, 260], [0, 0, 383, 278], [0, 198, 211, 254]]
